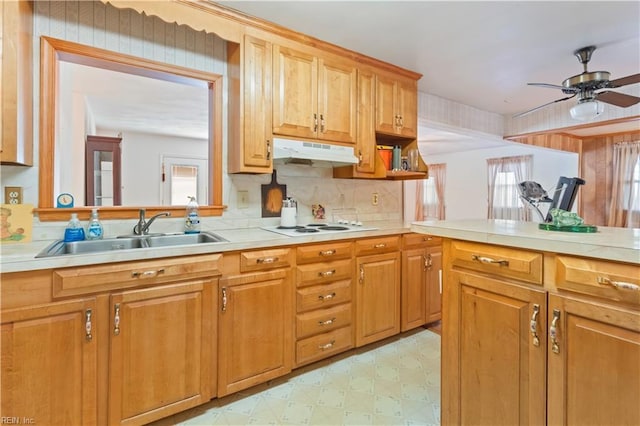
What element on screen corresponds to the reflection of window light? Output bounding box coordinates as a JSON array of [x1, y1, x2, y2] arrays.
[[171, 165, 198, 205], [493, 171, 519, 208]]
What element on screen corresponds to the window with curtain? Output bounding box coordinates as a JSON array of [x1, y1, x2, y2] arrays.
[[487, 155, 532, 220], [608, 141, 640, 228], [415, 163, 446, 220]]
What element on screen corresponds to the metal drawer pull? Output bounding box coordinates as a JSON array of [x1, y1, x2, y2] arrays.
[[319, 340, 335, 350], [550, 309, 561, 354], [319, 269, 336, 277], [85, 309, 93, 342], [597, 276, 639, 291], [113, 304, 121, 336], [359, 265, 364, 284], [530, 304, 540, 347], [318, 292, 336, 301], [319, 249, 336, 256], [373, 243, 387, 249], [221, 287, 228, 312], [471, 254, 509, 266], [318, 317, 336, 326], [257, 257, 278, 264], [131, 268, 165, 278]]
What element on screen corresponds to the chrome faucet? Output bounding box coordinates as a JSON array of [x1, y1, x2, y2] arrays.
[[133, 209, 171, 235]]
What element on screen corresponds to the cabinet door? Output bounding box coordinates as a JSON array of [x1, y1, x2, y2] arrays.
[[397, 78, 417, 138], [1, 298, 97, 425], [443, 270, 547, 426], [375, 74, 397, 134], [355, 69, 376, 174], [401, 247, 427, 331], [273, 45, 317, 139], [109, 280, 214, 425], [355, 252, 401, 346], [547, 294, 640, 426], [317, 57, 356, 143], [242, 35, 272, 169], [218, 271, 292, 396], [425, 246, 442, 323]]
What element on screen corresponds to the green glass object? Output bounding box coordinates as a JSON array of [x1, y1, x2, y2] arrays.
[[538, 223, 598, 233]]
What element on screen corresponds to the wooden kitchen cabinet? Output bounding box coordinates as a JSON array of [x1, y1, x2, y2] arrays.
[[108, 280, 215, 426], [375, 72, 417, 138], [273, 44, 357, 144], [0, 0, 33, 165], [227, 35, 273, 173], [354, 236, 401, 347], [218, 249, 293, 397], [1, 298, 98, 425], [401, 234, 442, 331]]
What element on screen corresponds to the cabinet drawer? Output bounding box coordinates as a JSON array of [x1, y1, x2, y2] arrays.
[[556, 256, 640, 306], [240, 248, 293, 272], [296, 326, 353, 366], [52, 253, 222, 297], [297, 279, 351, 312], [355, 235, 400, 256], [450, 240, 542, 285], [296, 259, 353, 287], [297, 241, 353, 264], [403, 233, 441, 249], [297, 303, 352, 339]]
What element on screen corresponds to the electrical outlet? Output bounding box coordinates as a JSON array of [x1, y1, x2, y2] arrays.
[[237, 190, 249, 209], [4, 186, 23, 204], [371, 192, 379, 206]]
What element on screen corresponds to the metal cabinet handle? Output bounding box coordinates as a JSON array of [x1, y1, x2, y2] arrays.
[[313, 113, 318, 132], [266, 139, 271, 160], [318, 340, 335, 350], [85, 309, 93, 342], [530, 304, 540, 347], [318, 317, 336, 326], [318, 292, 336, 301], [318, 269, 336, 277], [113, 304, 121, 336], [358, 149, 363, 165], [597, 276, 639, 291], [399, 115, 404, 127], [131, 268, 165, 278], [395, 115, 401, 127], [373, 243, 386, 249], [320, 114, 326, 132], [471, 254, 509, 266], [221, 287, 228, 312], [319, 249, 336, 256], [359, 265, 364, 284], [550, 309, 561, 354], [257, 257, 278, 264]]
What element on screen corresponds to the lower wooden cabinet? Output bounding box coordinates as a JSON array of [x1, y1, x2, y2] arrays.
[[108, 280, 215, 425], [1, 298, 98, 425], [217, 269, 293, 397]]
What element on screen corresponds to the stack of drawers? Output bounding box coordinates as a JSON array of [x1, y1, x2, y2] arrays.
[[294, 241, 354, 366]]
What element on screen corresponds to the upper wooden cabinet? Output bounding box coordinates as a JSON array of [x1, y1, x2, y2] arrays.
[[0, 0, 33, 166], [228, 35, 273, 173], [273, 44, 357, 144], [375, 73, 418, 138]]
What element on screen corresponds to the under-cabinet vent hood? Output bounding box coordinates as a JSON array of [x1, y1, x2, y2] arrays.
[[272, 138, 359, 167]]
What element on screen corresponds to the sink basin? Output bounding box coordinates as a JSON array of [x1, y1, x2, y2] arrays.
[[36, 231, 227, 258]]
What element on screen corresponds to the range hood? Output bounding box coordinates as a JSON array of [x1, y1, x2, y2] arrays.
[[272, 138, 359, 167]]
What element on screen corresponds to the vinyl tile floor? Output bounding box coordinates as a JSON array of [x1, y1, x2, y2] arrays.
[[150, 327, 441, 426]]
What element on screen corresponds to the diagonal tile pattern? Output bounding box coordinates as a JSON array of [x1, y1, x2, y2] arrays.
[[150, 328, 440, 426]]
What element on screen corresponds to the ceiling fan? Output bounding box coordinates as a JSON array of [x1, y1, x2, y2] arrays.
[[514, 45, 640, 120]]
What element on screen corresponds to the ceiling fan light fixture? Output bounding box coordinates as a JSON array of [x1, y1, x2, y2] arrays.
[[570, 99, 604, 121]]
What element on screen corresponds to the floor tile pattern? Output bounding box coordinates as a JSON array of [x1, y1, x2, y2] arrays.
[[151, 328, 440, 426]]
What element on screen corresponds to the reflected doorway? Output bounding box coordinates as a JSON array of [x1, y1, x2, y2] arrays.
[[161, 155, 207, 206], [85, 135, 122, 206]]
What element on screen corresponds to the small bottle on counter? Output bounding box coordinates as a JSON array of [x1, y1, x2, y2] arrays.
[[184, 196, 201, 234], [86, 208, 103, 240], [64, 213, 85, 242]]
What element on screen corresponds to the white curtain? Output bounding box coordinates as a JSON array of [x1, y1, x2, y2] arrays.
[[487, 155, 532, 220], [415, 163, 446, 220], [608, 141, 640, 228]]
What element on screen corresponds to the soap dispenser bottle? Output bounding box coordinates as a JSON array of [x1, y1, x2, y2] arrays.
[[185, 196, 201, 234], [86, 208, 104, 240], [64, 213, 85, 242]]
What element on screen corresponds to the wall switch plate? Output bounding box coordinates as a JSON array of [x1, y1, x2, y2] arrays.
[[4, 186, 23, 204], [237, 190, 249, 209], [371, 192, 379, 206]]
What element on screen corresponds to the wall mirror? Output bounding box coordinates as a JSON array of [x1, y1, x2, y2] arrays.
[[37, 36, 225, 221]]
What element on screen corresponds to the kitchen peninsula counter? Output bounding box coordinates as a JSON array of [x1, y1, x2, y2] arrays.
[[411, 219, 640, 264]]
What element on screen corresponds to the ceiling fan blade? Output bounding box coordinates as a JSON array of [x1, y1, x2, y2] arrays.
[[513, 94, 577, 118], [528, 82, 568, 90], [607, 73, 640, 88], [596, 91, 640, 107]]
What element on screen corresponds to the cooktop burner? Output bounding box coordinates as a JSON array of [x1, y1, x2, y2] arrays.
[[262, 223, 378, 237], [321, 226, 350, 231], [277, 225, 305, 230], [295, 227, 320, 233]]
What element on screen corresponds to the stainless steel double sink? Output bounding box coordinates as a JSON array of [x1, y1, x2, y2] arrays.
[[36, 231, 227, 258]]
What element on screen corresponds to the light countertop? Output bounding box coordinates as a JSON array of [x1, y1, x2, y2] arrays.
[[411, 219, 640, 264], [1, 221, 410, 273]]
